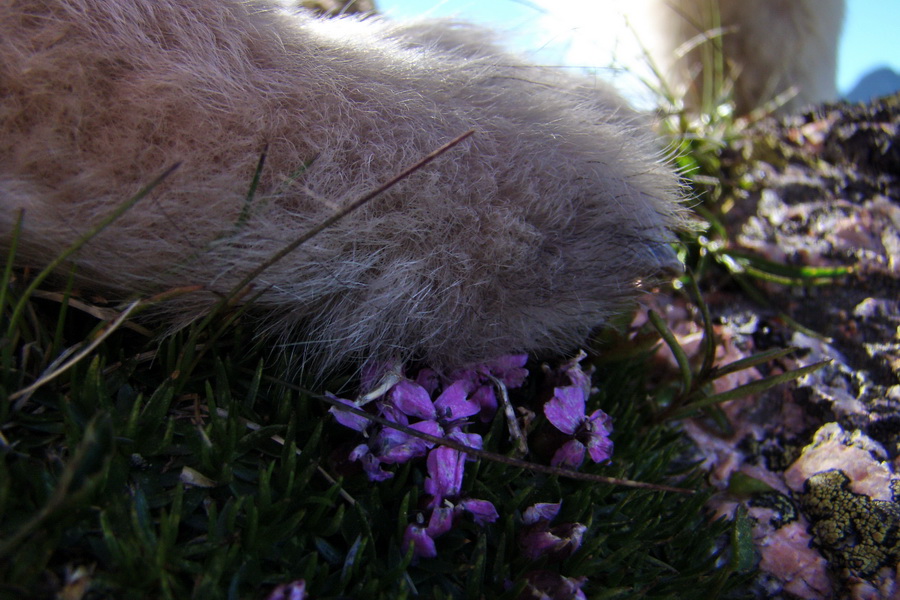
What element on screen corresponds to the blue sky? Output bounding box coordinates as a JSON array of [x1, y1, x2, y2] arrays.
[[378, 0, 899, 97], [840, 1, 900, 92]]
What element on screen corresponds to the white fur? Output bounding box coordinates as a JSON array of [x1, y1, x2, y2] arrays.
[[634, 0, 845, 114], [0, 0, 685, 370]]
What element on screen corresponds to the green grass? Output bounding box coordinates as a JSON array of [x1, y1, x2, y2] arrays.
[[0, 37, 830, 596], [0, 226, 766, 599]]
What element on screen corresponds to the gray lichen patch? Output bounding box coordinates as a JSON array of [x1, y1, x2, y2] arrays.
[[800, 469, 900, 579], [670, 94, 900, 598]]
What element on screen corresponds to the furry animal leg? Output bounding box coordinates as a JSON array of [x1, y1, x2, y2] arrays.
[[635, 0, 845, 115], [0, 0, 685, 370]]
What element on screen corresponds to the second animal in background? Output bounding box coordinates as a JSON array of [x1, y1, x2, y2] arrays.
[[631, 0, 845, 115]]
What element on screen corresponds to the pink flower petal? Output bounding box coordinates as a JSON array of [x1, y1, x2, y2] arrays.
[[415, 368, 441, 395], [426, 506, 455, 537], [349, 444, 393, 481], [403, 524, 437, 559], [361, 360, 397, 394], [435, 380, 480, 420], [551, 439, 586, 469], [327, 394, 370, 432], [544, 387, 586, 435], [447, 430, 483, 453], [458, 498, 498, 526], [265, 580, 307, 600], [424, 446, 464, 501], [587, 409, 613, 435], [523, 571, 588, 600], [484, 354, 529, 387], [523, 502, 561, 525], [410, 419, 443, 439], [520, 528, 561, 562], [565, 364, 593, 400], [587, 434, 614, 464], [390, 380, 436, 420], [374, 428, 429, 464], [471, 385, 498, 421]]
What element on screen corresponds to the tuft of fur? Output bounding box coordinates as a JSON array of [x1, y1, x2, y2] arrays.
[[0, 0, 685, 370], [636, 0, 845, 115]]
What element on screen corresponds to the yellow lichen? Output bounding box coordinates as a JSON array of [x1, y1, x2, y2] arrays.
[[800, 469, 900, 578]]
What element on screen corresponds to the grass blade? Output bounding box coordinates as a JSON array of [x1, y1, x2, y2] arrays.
[[667, 359, 831, 420]]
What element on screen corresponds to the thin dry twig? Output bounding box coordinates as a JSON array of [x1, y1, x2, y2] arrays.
[[233, 130, 476, 294], [179, 131, 477, 373], [30, 290, 154, 336], [11, 299, 144, 408], [270, 374, 695, 495]]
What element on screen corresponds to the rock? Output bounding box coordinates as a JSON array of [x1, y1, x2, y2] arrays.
[[680, 94, 900, 598]]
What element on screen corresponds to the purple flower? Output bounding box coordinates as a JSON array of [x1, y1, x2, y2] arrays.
[[523, 502, 561, 525], [422, 431, 485, 500], [469, 384, 499, 420], [544, 386, 613, 469], [544, 387, 586, 437], [421, 443, 497, 529], [402, 498, 499, 560], [458, 498, 499, 526], [390, 380, 436, 420], [400, 430, 497, 559], [360, 360, 393, 394], [520, 522, 587, 562], [412, 436, 496, 556], [434, 380, 479, 424], [336, 398, 433, 476], [383, 379, 486, 503], [558, 351, 593, 399], [482, 354, 529, 387], [426, 506, 456, 538], [450, 354, 529, 421], [369, 420, 440, 464], [266, 580, 307, 600], [334, 369, 488, 481], [518, 571, 587, 600], [329, 361, 514, 559], [327, 394, 370, 432], [548, 440, 585, 470], [415, 368, 441, 395], [424, 446, 466, 503], [348, 444, 393, 481], [447, 430, 483, 454], [403, 524, 438, 559], [519, 501, 586, 562]]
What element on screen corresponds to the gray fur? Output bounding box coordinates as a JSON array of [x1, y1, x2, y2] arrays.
[[0, 0, 685, 369]]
